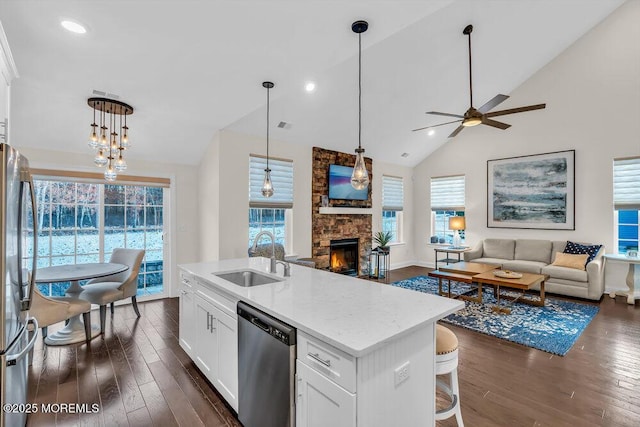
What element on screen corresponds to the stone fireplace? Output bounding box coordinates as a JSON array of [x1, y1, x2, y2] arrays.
[[329, 238, 359, 275], [311, 147, 373, 271]]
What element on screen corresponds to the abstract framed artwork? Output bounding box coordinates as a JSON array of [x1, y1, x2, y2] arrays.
[[487, 150, 575, 229]]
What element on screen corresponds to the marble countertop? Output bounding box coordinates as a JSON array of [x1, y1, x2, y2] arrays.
[[180, 257, 463, 357]]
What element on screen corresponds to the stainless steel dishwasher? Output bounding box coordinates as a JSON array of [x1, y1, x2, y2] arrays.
[[237, 301, 296, 427]]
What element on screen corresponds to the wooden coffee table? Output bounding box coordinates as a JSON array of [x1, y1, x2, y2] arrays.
[[472, 271, 548, 314], [438, 262, 500, 302]]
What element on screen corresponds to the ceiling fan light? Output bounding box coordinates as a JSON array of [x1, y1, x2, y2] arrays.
[[462, 117, 482, 127]]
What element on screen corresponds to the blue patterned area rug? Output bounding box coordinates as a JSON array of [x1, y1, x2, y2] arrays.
[[392, 275, 599, 356]]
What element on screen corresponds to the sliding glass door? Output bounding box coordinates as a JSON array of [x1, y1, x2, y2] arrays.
[[29, 179, 167, 298]]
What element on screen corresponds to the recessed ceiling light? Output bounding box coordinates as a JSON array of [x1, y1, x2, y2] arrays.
[[427, 129, 435, 136], [61, 19, 87, 34], [305, 82, 316, 93]]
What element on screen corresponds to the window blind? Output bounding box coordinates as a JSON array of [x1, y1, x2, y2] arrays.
[[614, 157, 640, 210], [382, 175, 403, 211], [249, 155, 294, 208], [430, 175, 465, 211]]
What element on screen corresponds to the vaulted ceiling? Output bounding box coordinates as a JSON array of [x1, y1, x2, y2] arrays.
[[0, 0, 624, 167]]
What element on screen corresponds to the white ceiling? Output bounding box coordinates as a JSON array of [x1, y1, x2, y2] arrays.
[[0, 0, 625, 167]]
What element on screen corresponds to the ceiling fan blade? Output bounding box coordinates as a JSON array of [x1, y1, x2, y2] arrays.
[[485, 103, 546, 118], [426, 111, 465, 119], [477, 94, 509, 113], [482, 117, 511, 130], [412, 119, 462, 132], [449, 125, 465, 138]]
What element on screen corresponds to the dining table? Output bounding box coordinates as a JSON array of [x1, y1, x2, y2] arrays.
[[35, 262, 129, 345]]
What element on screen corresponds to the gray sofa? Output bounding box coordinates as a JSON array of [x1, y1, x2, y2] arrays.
[[463, 238, 604, 300]]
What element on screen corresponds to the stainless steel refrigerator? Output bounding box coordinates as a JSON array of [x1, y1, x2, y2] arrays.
[[0, 143, 38, 427]]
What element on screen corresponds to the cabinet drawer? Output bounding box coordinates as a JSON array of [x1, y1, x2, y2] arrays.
[[180, 270, 194, 287], [297, 331, 356, 393], [195, 281, 237, 318]]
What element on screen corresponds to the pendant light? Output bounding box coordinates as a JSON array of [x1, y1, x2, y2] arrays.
[[87, 97, 133, 181], [350, 20, 370, 190], [261, 81, 275, 198]]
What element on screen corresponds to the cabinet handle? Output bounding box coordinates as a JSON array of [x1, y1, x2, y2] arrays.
[[296, 375, 302, 400], [210, 316, 216, 333], [206, 312, 211, 330], [308, 352, 331, 367]]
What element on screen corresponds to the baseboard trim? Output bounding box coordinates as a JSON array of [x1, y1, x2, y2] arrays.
[[390, 260, 434, 270]]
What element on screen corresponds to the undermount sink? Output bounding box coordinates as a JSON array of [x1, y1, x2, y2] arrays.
[[214, 270, 282, 287]]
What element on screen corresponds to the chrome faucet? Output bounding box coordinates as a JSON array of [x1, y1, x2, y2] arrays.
[[250, 231, 277, 273], [276, 260, 291, 277]]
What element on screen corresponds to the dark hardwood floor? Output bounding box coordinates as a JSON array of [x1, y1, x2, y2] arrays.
[[27, 266, 640, 426]]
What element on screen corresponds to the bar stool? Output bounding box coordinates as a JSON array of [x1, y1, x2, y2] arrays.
[[435, 324, 464, 426]]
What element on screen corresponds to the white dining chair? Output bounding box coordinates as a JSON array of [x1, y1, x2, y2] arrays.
[[29, 288, 93, 342], [77, 248, 145, 334]]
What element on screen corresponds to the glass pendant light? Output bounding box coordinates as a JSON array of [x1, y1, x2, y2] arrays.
[[99, 106, 108, 149], [94, 149, 108, 167], [261, 81, 275, 198], [351, 20, 370, 190], [121, 113, 130, 148], [104, 162, 117, 181], [114, 151, 127, 171], [88, 102, 98, 148]]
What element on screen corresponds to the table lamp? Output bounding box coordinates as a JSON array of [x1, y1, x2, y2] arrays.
[[449, 216, 466, 248]]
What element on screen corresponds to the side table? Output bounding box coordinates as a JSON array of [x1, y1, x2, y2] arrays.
[[604, 254, 640, 305], [433, 247, 469, 270], [369, 248, 390, 281]]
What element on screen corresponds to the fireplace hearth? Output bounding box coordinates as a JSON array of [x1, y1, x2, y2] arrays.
[[329, 238, 359, 276]]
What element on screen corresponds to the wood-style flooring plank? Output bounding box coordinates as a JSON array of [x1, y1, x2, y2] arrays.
[[28, 342, 60, 427], [92, 342, 128, 427], [139, 381, 179, 427], [126, 406, 153, 427], [156, 347, 226, 427], [147, 360, 204, 427]]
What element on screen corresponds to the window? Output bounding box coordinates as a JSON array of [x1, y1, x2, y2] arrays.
[[29, 177, 167, 297], [614, 157, 640, 254], [249, 155, 293, 251], [430, 175, 465, 244], [382, 175, 403, 243]]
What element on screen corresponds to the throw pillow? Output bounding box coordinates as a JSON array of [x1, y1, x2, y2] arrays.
[[551, 252, 589, 270], [563, 241, 602, 264]]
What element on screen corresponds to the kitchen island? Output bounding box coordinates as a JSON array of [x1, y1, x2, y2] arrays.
[[179, 257, 463, 427]]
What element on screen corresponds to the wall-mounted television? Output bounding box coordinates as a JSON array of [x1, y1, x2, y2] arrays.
[[328, 164, 368, 201]]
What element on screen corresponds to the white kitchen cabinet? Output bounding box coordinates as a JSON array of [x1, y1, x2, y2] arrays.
[[0, 79, 7, 143], [212, 305, 238, 409], [0, 21, 19, 144], [194, 294, 218, 378], [178, 269, 238, 412], [295, 359, 356, 427], [178, 274, 195, 357]]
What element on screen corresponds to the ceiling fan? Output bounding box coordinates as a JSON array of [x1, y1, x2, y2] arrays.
[[413, 24, 546, 138]]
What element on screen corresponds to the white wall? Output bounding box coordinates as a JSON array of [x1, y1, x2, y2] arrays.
[[372, 161, 415, 269], [198, 131, 221, 261], [199, 130, 313, 261], [413, 0, 640, 291], [14, 146, 199, 298]]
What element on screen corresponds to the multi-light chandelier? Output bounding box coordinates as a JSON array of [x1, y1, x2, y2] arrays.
[[87, 97, 133, 181]]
